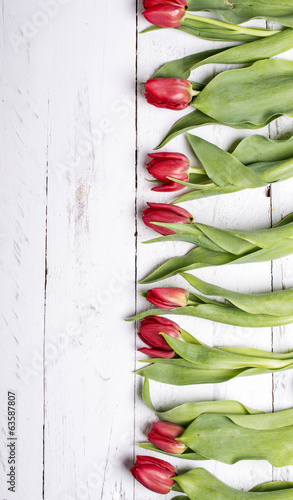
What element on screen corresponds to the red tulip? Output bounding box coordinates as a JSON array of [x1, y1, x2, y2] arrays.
[[139, 316, 181, 349], [145, 78, 193, 110], [130, 455, 176, 494], [148, 422, 187, 454], [146, 287, 189, 309], [147, 152, 190, 192], [142, 202, 193, 235], [138, 347, 176, 358], [143, 0, 187, 8], [142, 0, 187, 28]]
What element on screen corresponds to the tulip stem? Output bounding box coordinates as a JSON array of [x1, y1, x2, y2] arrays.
[[189, 167, 206, 175], [184, 13, 280, 37]]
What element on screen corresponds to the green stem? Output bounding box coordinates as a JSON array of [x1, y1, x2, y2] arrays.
[[184, 12, 280, 37], [189, 166, 206, 175]]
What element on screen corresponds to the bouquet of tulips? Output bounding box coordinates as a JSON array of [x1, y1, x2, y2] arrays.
[[127, 2, 293, 498], [133, 316, 293, 384], [143, 59, 293, 148], [140, 204, 293, 283], [142, 0, 285, 42], [146, 133, 293, 202], [131, 455, 293, 498], [139, 378, 293, 466]]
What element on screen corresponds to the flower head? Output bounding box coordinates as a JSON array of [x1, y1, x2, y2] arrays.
[[143, 0, 188, 28], [138, 316, 180, 358], [148, 421, 187, 454], [146, 287, 189, 309], [130, 455, 176, 494], [145, 78, 193, 110], [147, 152, 190, 192], [142, 202, 193, 235]]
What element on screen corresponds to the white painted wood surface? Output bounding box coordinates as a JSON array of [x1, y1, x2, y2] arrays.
[[1, 1, 293, 499]]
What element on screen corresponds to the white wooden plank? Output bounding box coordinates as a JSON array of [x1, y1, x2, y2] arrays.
[[0, 0, 51, 497], [43, 0, 136, 498]]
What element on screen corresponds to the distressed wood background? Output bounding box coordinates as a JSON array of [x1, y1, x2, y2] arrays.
[[1, 1, 293, 499]]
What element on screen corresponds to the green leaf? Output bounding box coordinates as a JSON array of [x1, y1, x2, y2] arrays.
[[180, 272, 293, 317], [162, 334, 293, 371], [187, 134, 266, 188], [154, 48, 227, 79], [128, 302, 293, 327], [195, 59, 293, 126], [187, 0, 293, 28], [135, 358, 247, 385], [176, 468, 293, 499], [155, 110, 219, 150], [139, 247, 237, 284], [156, 59, 293, 148], [180, 413, 293, 466], [232, 134, 293, 164], [137, 442, 204, 461], [139, 214, 293, 284], [142, 376, 262, 425], [251, 481, 293, 493], [154, 29, 293, 79], [178, 15, 279, 42]]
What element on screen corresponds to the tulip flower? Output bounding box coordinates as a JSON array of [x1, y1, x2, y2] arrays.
[[148, 421, 187, 454], [131, 455, 293, 498], [147, 152, 192, 191], [143, 0, 187, 8], [144, 78, 195, 110], [142, 0, 188, 28], [130, 455, 176, 494], [142, 202, 193, 235], [139, 347, 176, 358], [146, 287, 189, 309], [138, 316, 181, 358]]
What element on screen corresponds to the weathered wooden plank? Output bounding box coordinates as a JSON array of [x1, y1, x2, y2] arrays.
[[43, 1, 136, 498], [0, 0, 51, 497]]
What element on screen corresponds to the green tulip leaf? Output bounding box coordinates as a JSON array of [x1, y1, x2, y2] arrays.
[[179, 413, 293, 466], [154, 29, 293, 79], [142, 376, 262, 425], [180, 272, 293, 317], [187, 0, 293, 28], [139, 213, 293, 283], [175, 468, 293, 499], [156, 59, 293, 149], [137, 442, 204, 461]]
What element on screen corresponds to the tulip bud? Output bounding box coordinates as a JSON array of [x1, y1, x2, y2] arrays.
[[142, 202, 193, 235], [142, 0, 188, 28], [146, 287, 189, 309], [138, 347, 176, 358], [143, 0, 187, 8], [139, 316, 181, 350], [148, 421, 187, 454], [130, 455, 176, 494], [144, 78, 193, 110], [147, 152, 190, 192]]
